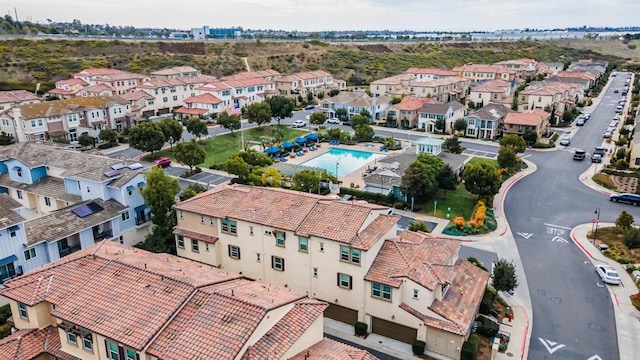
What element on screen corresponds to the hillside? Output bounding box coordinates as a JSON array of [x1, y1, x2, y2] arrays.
[[0, 38, 621, 92], [550, 38, 640, 65]]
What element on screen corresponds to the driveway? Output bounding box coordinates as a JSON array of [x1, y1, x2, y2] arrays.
[[187, 172, 231, 186]]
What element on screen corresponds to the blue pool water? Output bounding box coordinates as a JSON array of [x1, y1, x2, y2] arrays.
[[301, 147, 384, 177]]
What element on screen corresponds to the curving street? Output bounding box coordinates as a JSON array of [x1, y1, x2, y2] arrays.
[[504, 73, 639, 359]]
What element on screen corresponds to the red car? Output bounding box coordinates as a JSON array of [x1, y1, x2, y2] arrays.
[[155, 157, 171, 168]]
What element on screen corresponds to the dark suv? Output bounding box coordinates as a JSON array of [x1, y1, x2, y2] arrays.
[[610, 193, 640, 206], [592, 147, 605, 163], [573, 149, 586, 161]]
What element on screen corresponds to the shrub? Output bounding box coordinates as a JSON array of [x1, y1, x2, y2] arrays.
[[479, 288, 496, 315], [339, 187, 395, 206], [623, 228, 640, 249], [354, 322, 368, 336], [461, 334, 481, 360], [412, 340, 426, 356], [393, 201, 406, 209], [477, 316, 499, 337], [0, 305, 11, 324]]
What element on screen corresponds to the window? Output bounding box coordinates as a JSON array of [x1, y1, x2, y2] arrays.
[[228, 245, 241, 259], [320, 242, 324, 252], [179, 211, 184, 219], [413, 289, 419, 299], [298, 236, 308, 252], [10, 228, 16, 237], [18, 302, 28, 319], [24, 248, 36, 261], [271, 256, 285, 271], [313, 267, 318, 277], [126, 349, 136, 360], [191, 239, 199, 252], [127, 188, 133, 196], [172, 95, 178, 101], [229, 220, 237, 234], [372, 282, 392, 300], [249, 226, 254, 236], [82, 333, 93, 351], [256, 253, 261, 262], [205, 243, 209, 252], [177, 236, 184, 248], [121, 211, 130, 221], [209, 217, 214, 225], [200, 216, 205, 224], [337, 273, 352, 289], [108, 341, 119, 359], [275, 232, 285, 247], [16, 168, 22, 177], [67, 332, 77, 346], [340, 246, 360, 264]]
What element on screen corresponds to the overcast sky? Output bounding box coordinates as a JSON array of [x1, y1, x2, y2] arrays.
[[3, 0, 639, 32]]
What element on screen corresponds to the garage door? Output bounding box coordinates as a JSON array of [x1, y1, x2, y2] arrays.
[[371, 317, 417, 344], [324, 303, 358, 325]]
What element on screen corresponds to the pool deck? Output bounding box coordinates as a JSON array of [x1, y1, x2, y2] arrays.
[[283, 142, 402, 190]]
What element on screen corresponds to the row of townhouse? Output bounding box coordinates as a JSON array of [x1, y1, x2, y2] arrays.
[[0, 96, 133, 143], [385, 96, 466, 132], [369, 71, 470, 104], [318, 92, 392, 121], [517, 82, 583, 114], [462, 103, 551, 140], [0, 142, 152, 282], [0, 240, 377, 360], [173, 185, 489, 360], [49, 68, 150, 98]]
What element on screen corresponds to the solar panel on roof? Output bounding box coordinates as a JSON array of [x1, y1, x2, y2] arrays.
[[128, 163, 143, 170], [111, 163, 126, 170], [71, 202, 104, 218], [104, 170, 121, 178]]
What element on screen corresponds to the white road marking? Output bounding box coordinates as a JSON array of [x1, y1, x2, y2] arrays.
[[588, 355, 603, 360], [544, 223, 572, 230], [538, 338, 565, 354], [517, 232, 533, 239], [551, 236, 569, 244], [596, 282, 604, 287]]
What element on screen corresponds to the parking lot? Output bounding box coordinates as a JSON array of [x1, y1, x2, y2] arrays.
[[462, 148, 498, 159], [187, 172, 231, 186]]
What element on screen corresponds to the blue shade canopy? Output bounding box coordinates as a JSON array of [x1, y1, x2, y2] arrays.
[[281, 141, 295, 149], [264, 147, 280, 154], [294, 137, 307, 144], [305, 133, 318, 140]]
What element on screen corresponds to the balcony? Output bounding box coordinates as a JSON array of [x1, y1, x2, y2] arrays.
[[93, 229, 113, 242], [58, 244, 82, 258]]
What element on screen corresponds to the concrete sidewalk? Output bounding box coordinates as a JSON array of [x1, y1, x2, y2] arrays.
[[495, 295, 530, 360]]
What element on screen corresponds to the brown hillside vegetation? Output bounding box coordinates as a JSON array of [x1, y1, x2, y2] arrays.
[[0, 38, 622, 92], [551, 38, 640, 65]]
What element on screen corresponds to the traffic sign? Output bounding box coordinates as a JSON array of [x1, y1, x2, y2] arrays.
[[592, 219, 597, 223]]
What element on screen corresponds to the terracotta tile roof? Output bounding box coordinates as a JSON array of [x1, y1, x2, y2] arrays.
[[470, 79, 512, 93], [74, 68, 129, 77], [121, 90, 154, 101], [370, 73, 414, 85], [46, 88, 77, 95], [400, 302, 462, 334], [392, 96, 434, 111], [350, 215, 399, 250], [151, 66, 200, 76], [174, 106, 208, 115], [246, 299, 327, 359], [365, 231, 460, 289], [466, 103, 511, 121], [55, 78, 88, 87], [430, 258, 490, 335], [0, 193, 25, 229], [82, 84, 114, 93], [297, 201, 380, 245], [418, 101, 464, 115], [95, 72, 147, 81], [10, 96, 129, 120], [173, 227, 218, 244], [221, 69, 281, 81], [0, 173, 82, 204], [184, 93, 222, 104], [503, 110, 550, 126], [0, 326, 80, 360], [289, 338, 380, 360], [411, 77, 467, 87]]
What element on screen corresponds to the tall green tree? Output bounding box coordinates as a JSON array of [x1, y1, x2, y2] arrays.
[[335, 108, 348, 121], [174, 139, 206, 173], [224, 155, 251, 182], [216, 112, 241, 134], [354, 123, 375, 141], [435, 118, 446, 134], [408, 220, 430, 232], [78, 133, 95, 148], [443, 135, 463, 154], [267, 96, 295, 126], [453, 118, 467, 133], [438, 164, 458, 198], [99, 129, 117, 145], [140, 166, 180, 254], [128, 121, 165, 157], [292, 169, 322, 193], [462, 162, 501, 199], [615, 210, 634, 230], [185, 118, 208, 140], [497, 147, 518, 169], [523, 129, 538, 146], [0, 132, 15, 146], [309, 112, 327, 126], [492, 259, 519, 295], [401, 161, 439, 202], [245, 102, 272, 128], [261, 167, 283, 187], [499, 134, 526, 153], [350, 113, 369, 130], [158, 118, 183, 150], [179, 183, 206, 201]]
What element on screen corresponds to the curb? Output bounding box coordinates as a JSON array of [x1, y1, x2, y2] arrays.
[[569, 226, 595, 259], [519, 305, 530, 360]]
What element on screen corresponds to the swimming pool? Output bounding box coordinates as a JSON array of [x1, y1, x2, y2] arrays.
[[301, 147, 384, 177]]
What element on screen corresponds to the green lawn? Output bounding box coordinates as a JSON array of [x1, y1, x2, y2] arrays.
[[466, 156, 499, 169], [144, 126, 309, 167], [427, 185, 476, 220]]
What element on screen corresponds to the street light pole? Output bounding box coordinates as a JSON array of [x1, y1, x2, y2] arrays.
[[593, 207, 601, 244], [336, 162, 339, 178]]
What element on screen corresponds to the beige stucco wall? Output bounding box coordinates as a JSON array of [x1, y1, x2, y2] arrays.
[[280, 315, 325, 358], [425, 326, 464, 360], [10, 300, 53, 330], [235, 303, 295, 360], [58, 327, 101, 360]]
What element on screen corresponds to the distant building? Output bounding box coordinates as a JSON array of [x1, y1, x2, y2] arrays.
[[190, 26, 243, 39]]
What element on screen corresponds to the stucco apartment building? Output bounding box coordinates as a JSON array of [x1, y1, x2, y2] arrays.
[[453, 64, 517, 82], [0, 90, 40, 138], [274, 70, 336, 97], [0, 142, 153, 274], [464, 103, 512, 140], [502, 109, 551, 138], [173, 185, 489, 359], [469, 79, 515, 107], [0, 96, 133, 143], [318, 91, 392, 121], [386, 96, 435, 128], [47, 68, 150, 98], [134, 75, 217, 117], [517, 82, 582, 114], [0, 241, 377, 360], [369, 73, 470, 103], [493, 58, 539, 79], [404, 67, 459, 81]]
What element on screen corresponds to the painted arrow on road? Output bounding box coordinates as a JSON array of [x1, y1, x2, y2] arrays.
[[517, 232, 533, 239], [551, 236, 569, 244], [587, 355, 603, 360], [538, 338, 565, 354]]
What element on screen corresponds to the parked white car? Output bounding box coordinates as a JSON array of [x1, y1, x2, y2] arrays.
[[326, 117, 341, 124], [596, 264, 621, 285], [292, 120, 308, 128]]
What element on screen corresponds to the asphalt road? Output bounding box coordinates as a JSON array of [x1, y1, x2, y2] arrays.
[[504, 73, 639, 360]]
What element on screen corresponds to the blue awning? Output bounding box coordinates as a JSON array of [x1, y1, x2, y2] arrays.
[[0, 255, 17, 267], [8, 225, 20, 232], [134, 204, 148, 212], [294, 137, 307, 144], [281, 141, 295, 149], [264, 147, 280, 154], [127, 185, 135, 192], [138, 182, 145, 188], [305, 133, 318, 140]]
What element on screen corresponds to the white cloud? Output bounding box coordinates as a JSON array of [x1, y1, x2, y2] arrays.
[[1, 0, 638, 31]]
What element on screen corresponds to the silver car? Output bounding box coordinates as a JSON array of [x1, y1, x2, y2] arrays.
[[596, 264, 621, 285], [559, 136, 571, 146]]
